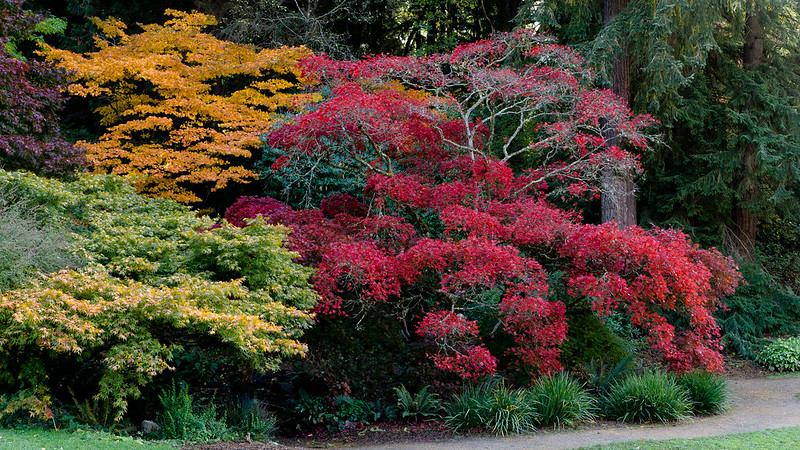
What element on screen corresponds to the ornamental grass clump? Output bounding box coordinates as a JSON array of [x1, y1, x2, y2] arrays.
[[677, 371, 728, 415], [530, 372, 596, 428], [444, 379, 537, 436], [601, 371, 691, 423]]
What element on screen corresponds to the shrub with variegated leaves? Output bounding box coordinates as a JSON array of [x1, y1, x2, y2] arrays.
[[0, 171, 317, 423]]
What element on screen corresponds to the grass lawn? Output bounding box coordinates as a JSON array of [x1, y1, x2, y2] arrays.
[[583, 426, 800, 449], [0, 428, 174, 450]]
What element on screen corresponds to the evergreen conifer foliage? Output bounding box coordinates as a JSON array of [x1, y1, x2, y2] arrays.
[[518, 0, 800, 259]]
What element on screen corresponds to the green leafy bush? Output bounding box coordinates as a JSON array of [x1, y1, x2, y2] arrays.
[[601, 371, 691, 423], [442, 380, 496, 432], [0, 171, 317, 422], [677, 371, 728, 415], [394, 385, 443, 421], [444, 379, 537, 436], [559, 304, 635, 371], [755, 336, 800, 372], [530, 372, 596, 428], [291, 391, 383, 431]]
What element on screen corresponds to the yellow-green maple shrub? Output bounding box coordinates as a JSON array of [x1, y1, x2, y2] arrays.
[[0, 171, 316, 422], [44, 10, 318, 204]]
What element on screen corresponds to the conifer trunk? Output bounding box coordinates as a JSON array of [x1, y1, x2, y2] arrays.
[[732, 6, 763, 261], [601, 0, 636, 227]]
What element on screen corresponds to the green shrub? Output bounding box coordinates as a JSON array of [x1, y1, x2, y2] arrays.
[[755, 336, 800, 372], [485, 383, 537, 436], [444, 379, 536, 436], [530, 372, 596, 428], [291, 391, 332, 430], [560, 305, 635, 370], [677, 371, 728, 415], [716, 264, 800, 358], [0, 172, 318, 422], [601, 371, 691, 423], [157, 382, 227, 442], [394, 385, 443, 421], [443, 378, 498, 431], [291, 391, 381, 431]]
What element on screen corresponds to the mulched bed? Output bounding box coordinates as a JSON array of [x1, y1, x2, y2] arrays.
[[723, 354, 770, 378], [190, 421, 470, 449]]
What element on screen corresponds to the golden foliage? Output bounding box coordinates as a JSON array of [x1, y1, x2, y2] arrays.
[[45, 10, 318, 203]]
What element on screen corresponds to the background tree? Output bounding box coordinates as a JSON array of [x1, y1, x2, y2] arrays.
[[0, 0, 83, 175], [44, 10, 317, 205], [518, 0, 800, 262], [30, 0, 520, 57], [599, 0, 635, 227]]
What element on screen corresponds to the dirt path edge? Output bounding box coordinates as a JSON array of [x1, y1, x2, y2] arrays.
[[366, 376, 800, 450]]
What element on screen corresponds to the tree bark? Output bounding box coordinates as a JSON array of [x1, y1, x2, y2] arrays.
[[601, 0, 636, 227], [732, 6, 764, 261]]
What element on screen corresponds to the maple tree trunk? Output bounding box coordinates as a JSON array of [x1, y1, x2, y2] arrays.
[[601, 0, 636, 227], [731, 7, 764, 261]]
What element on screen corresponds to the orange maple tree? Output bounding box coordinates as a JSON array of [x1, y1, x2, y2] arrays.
[[45, 10, 317, 203]]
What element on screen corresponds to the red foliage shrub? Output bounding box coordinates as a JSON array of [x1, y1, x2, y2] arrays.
[[227, 32, 741, 378], [0, 0, 84, 174]]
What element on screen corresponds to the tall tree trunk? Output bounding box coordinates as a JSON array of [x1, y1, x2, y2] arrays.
[[732, 6, 764, 261], [601, 0, 636, 227]]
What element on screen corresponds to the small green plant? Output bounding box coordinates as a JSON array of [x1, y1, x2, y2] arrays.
[[291, 391, 380, 431], [677, 371, 728, 415], [68, 387, 115, 429], [394, 385, 443, 421], [755, 336, 800, 372], [444, 378, 536, 436], [601, 370, 691, 423], [486, 383, 537, 436], [157, 382, 193, 439], [583, 355, 635, 394], [530, 372, 596, 428], [225, 396, 276, 440], [331, 395, 376, 429], [291, 391, 332, 430], [156, 382, 227, 442]]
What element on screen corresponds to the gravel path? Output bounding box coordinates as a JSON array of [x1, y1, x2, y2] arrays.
[[369, 375, 800, 449]]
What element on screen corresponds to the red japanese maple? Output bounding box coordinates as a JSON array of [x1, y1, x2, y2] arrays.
[[228, 32, 740, 378]]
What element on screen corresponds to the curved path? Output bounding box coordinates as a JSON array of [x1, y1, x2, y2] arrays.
[[370, 376, 800, 449]]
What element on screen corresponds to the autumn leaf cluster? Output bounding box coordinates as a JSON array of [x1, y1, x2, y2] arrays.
[[44, 10, 318, 203]]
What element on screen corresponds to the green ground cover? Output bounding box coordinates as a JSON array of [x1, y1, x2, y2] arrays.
[[0, 428, 173, 450], [585, 426, 800, 449]]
